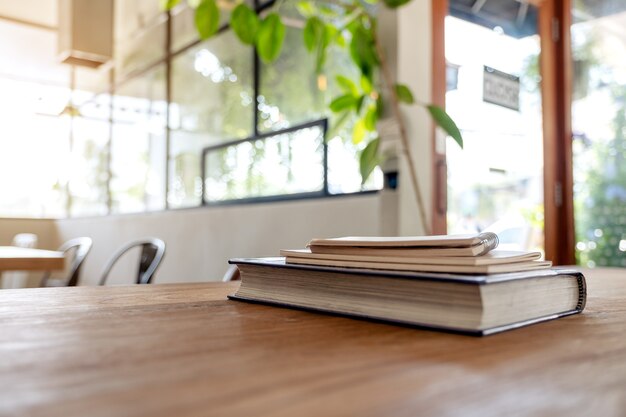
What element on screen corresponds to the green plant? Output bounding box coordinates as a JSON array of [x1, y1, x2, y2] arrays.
[[161, 0, 463, 233]]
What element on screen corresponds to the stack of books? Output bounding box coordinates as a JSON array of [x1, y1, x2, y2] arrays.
[[281, 232, 552, 274], [229, 233, 587, 336]]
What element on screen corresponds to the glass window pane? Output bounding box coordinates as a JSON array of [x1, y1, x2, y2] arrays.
[[111, 65, 167, 213], [571, 1, 626, 268], [258, 17, 379, 194], [444, 14, 544, 253], [67, 67, 111, 217], [0, 79, 70, 218], [169, 31, 253, 208], [204, 124, 325, 202], [327, 130, 383, 194], [258, 26, 325, 132], [73, 66, 112, 118], [69, 117, 110, 217], [115, 0, 166, 80]]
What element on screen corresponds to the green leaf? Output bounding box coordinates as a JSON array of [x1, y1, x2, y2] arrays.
[[395, 84, 414, 104], [160, 0, 181, 11], [303, 17, 331, 73], [256, 13, 286, 63], [330, 94, 356, 113], [314, 45, 329, 74], [349, 25, 378, 75], [364, 105, 378, 131], [360, 74, 373, 94], [230, 4, 259, 45], [352, 118, 367, 144], [359, 137, 381, 184], [383, 0, 412, 8], [426, 105, 464, 148], [318, 4, 339, 17], [195, 0, 220, 40], [304, 17, 331, 74], [187, 0, 202, 8], [333, 27, 347, 47], [336, 75, 359, 97], [296, 1, 316, 17], [354, 95, 365, 114], [303, 17, 324, 52], [325, 25, 338, 44], [328, 111, 350, 141]]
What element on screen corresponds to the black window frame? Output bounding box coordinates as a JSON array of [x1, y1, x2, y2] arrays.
[[201, 118, 329, 206]]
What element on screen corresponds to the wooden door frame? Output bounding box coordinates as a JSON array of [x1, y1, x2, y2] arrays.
[[430, 0, 576, 264], [538, 0, 575, 265], [431, 0, 448, 235]]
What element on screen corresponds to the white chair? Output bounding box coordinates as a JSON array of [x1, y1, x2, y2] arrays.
[[2, 233, 38, 289]]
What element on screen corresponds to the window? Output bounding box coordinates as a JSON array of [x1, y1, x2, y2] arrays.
[[571, 0, 626, 267], [114, 0, 166, 80], [443, 9, 544, 253], [68, 67, 111, 217], [0, 19, 70, 218], [169, 31, 253, 208], [111, 65, 167, 214], [203, 120, 327, 203], [0, 0, 381, 218]]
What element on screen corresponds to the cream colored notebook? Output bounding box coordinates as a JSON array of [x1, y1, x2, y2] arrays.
[[283, 256, 551, 274], [281, 249, 543, 266], [308, 232, 499, 248], [308, 232, 499, 257]]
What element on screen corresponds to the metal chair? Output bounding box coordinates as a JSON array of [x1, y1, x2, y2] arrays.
[[41, 237, 93, 287], [98, 238, 166, 285], [222, 265, 240, 282]]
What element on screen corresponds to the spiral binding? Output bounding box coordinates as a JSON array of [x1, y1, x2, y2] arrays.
[[476, 232, 499, 256], [576, 273, 587, 311]]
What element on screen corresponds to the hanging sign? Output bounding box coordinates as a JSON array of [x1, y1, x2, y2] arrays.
[[483, 66, 520, 111]]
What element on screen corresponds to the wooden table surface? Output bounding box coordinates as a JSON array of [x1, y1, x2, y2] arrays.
[[0, 246, 65, 271], [0, 268, 624, 417]]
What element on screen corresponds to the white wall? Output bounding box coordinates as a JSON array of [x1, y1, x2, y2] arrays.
[[55, 194, 383, 285]]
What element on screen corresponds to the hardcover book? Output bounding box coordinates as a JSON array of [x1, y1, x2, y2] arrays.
[[228, 257, 586, 336]]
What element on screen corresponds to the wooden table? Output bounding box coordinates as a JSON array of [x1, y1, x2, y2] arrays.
[[0, 268, 624, 417], [0, 246, 65, 271]]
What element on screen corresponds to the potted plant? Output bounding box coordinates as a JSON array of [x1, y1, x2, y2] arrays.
[[162, 0, 463, 234]]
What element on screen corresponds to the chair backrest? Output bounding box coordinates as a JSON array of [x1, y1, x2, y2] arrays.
[[222, 265, 240, 282], [98, 238, 166, 285], [41, 237, 93, 287]]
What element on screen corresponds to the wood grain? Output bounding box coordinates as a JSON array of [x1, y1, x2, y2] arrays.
[[0, 269, 624, 417], [0, 246, 65, 271]]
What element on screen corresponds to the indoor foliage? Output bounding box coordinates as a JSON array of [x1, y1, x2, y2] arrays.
[[162, 0, 463, 233]]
